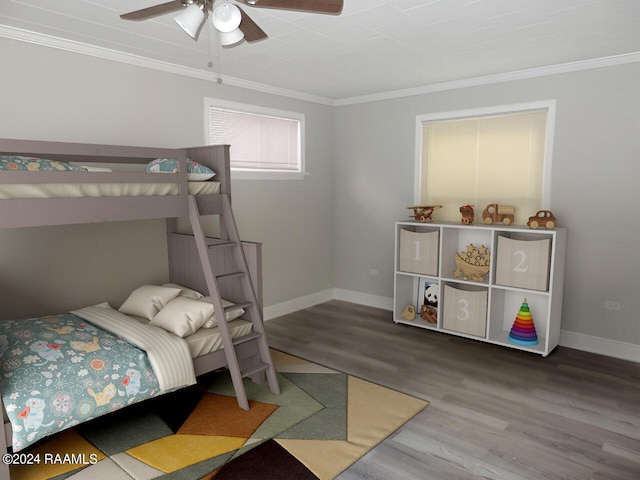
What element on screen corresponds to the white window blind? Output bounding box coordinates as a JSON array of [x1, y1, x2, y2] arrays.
[[417, 105, 553, 225], [208, 101, 303, 176]]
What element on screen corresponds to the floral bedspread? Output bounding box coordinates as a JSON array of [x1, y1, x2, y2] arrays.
[[0, 313, 162, 452]]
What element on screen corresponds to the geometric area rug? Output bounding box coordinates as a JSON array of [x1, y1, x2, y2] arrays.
[[9, 350, 428, 480]]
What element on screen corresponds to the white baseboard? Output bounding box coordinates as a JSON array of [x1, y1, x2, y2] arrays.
[[559, 330, 640, 363], [265, 289, 640, 363], [263, 288, 391, 320], [332, 288, 394, 310], [263, 289, 334, 321]]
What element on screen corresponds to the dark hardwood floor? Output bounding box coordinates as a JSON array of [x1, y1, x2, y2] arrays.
[[265, 300, 640, 480]]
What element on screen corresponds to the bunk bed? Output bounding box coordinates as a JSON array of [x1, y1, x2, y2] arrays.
[[0, 138, 280, 471]]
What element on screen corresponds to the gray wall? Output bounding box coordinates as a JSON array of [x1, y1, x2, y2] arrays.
[[0, 38, 335, 319], [1, 36, 639, 350], [333, 62, 640, 346]]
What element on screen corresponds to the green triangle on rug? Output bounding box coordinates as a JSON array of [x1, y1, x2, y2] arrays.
[[277, 372, 348, 440]]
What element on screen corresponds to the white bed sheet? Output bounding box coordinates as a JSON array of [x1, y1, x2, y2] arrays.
[[0, 181, 220, 199], [72, 304, 197, 392]]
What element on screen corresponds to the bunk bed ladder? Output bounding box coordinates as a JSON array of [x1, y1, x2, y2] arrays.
[[187, 195, 280, 410]]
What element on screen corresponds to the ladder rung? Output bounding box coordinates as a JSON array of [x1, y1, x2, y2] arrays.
[[216, 271, 246, 281], [186, 195, 280, 403], [241, 362, 270, 378], [226, 301, 252, 312], [233, 332, 261, 346], [207, 240, 238, 248]]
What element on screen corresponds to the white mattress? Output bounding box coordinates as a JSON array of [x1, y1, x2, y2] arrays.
[[132, 314, 252, 358], [183, 318, 253, 358], [0, 181, 220, 199]]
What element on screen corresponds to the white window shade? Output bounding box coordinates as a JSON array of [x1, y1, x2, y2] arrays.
[[419, 107, 551, 225], [208, 102, 303, 176]]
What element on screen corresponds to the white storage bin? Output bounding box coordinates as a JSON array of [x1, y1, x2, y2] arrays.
[[442, 284, 487, 337], [495, 235, 551, 291], [399, 229, 439, 275]]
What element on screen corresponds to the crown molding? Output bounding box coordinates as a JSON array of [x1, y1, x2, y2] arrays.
[[2, 24, 640, 108], [334, 51, 640, 106], [0, 25, 335, 106]]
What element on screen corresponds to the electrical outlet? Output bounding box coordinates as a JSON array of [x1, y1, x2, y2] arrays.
[[368, 268, 379, 276], [604, 301, 621, 311]]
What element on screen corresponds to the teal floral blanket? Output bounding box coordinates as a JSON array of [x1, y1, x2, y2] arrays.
[[0, 313, 162, 452]]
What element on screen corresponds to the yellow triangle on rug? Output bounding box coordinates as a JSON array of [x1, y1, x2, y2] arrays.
[[126, 434, 246, 473], [9, 430, 106, 480], [276, 376, 428, 480]]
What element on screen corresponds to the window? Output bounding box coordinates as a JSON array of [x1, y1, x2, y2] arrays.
[[206, 98, 305, 179], [415, 101, 555, 224]]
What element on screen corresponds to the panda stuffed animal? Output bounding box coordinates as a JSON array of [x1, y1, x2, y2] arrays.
[[420, 283, 439, 324]]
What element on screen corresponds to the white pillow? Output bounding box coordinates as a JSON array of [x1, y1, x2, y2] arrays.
[[118, 285, 181, 320], [163, 283, 204, 300], [201, 296, 245, 328], [150, 297, 214, 337]]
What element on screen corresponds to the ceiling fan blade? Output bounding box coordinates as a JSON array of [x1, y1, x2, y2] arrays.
[[120, 1, 185, 21], [238, 0, 343, 14], [237, 6, 268, 43]]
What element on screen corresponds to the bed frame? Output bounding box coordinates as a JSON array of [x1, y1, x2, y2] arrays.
[[0, 139, 233, 227], [0, 138, 275, 477]]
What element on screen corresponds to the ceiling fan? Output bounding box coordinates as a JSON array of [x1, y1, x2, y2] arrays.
[[120, 0, 343, 46]]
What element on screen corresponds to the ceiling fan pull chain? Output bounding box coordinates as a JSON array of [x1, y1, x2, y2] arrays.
[[215, 27, 223, 83], [206, 12, 214, 69]]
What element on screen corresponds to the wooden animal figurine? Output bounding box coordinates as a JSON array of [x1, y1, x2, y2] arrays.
[[407, 205, 442, 222], [482, 204, 514, 225], [420, 304, 438, 324], [527, 210, 557, 229], [459, 205, 475, 224], [402, 305, 416, 321]]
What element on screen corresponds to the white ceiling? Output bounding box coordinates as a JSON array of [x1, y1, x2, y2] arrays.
[[1, 0, 640, 103]]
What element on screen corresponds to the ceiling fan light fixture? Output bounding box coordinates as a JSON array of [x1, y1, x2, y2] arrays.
[[174, 3, 205, 39], [220, 27, 245, 46], [212, 1, 242, 33]]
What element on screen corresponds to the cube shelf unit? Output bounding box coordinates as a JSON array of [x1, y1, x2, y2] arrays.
[[393, 221, 567, 356]]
